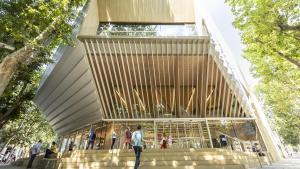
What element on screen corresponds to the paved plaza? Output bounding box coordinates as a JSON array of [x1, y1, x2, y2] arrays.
[[261, 158, 300, 169]]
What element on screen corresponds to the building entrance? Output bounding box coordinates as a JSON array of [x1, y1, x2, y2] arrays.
[[92, 120, 211, 150], [155, 120, 211, 149], [96, 119, 262, 151], [59, 119, 267, 156]]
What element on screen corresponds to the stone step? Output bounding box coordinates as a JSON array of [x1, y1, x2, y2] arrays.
[[72, 148, 220, 154], [63, 153, 257, 161], [71, 149, 250, 155], [71, 151, 255, 158], [63, 154, 258, 162], [59, 164, 244, 169], [58, 149, 260, 169], [59, 160, 244, 167]]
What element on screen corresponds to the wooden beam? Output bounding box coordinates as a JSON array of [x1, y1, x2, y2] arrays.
[[139, 41, 151, 118], [117, 40, 135, 118], [175, 42, 181, 117], [90, 40, 113, 119], [112, 41, 131, 118], [185, 88, 196, 112], [122, 39, 137, 118], [95, 40, 117, 119], [84, 40, 108, 119]]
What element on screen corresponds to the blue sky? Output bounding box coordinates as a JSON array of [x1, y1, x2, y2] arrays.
[[199, 0, 258, 88]]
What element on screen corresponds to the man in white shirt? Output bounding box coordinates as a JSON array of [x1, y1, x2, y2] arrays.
[[27, 140, 42, 168], [132, 125, 144, 169]]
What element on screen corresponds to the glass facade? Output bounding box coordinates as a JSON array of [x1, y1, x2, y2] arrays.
[[97, 23, 199, 36]]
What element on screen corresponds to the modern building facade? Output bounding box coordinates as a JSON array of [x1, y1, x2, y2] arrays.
[[34, 0, 282, 162]]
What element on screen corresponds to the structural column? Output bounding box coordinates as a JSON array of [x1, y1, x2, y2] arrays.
[[205, 120, 213, 148], [154, 121, 158, 148]]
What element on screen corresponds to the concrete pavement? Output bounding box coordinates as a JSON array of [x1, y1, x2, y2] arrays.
[[261, 158, 300, 169]]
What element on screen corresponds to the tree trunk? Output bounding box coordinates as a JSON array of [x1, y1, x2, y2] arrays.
[[0, 18, 60, 96]]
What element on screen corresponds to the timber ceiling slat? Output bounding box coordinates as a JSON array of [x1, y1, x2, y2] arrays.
[[112, 41, 127, 119], [123, 39, 137, 119], [197, 40, 202, 117], [105, 39, 120, 119], [134, 40, 146, 118], [100, 39, 116, 119], [116, 40, 131, 118], [95, 39, 115, 119], [208, 52, 215, 117], [80, 37, 254, 120], [84, 40, 107, 119], [214, 59, 220, 117], [128, 40, 139, 118], [224, 81, 231, 117], [220, 75, 226, 117], [200, 42, 207, 117], [166, 41, 172, 117], [161, 42, 169, 116], [140, 41, 151, 118], [90, 40, 109, 119]]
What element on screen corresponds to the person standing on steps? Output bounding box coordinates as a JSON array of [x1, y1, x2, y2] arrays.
[[132, 125, 144, 169], [160, 133, 168, 149], [111, 130, 117, 149], [87, 129, 96, 149], [69, 141, 75, 152], [123, 127, 132, 149], [27, 140, 42, 169]]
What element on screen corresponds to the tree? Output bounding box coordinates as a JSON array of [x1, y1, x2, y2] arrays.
[[227, 0, 300, 69], [227, 0, 300, 145], [0, 0, 87, 126], [0, 102, 55, 150]]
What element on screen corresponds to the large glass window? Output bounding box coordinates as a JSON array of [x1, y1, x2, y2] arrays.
[[97, 23, 199, 36]]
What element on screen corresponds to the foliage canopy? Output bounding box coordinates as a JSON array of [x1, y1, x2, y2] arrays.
[[227, 0, 300, 145], [0, 0, 86, 127], [0, 102, 55, 148]]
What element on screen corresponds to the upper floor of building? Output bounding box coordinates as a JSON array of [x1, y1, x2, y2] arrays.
[[78, 0, 207, 37]]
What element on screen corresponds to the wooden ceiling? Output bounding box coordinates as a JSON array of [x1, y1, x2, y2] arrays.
[[82, 37, 251, 120]]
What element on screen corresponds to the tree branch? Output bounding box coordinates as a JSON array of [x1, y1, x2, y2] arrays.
[[278, 24, 300, 31], [255, 38, 300, 69], [277, 51, 300, 69]]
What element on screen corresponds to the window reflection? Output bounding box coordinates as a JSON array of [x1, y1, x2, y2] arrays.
[[97, 23, 199, 36]]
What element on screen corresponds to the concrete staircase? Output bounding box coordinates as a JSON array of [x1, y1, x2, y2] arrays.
[[58, 148, 262, 169]]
